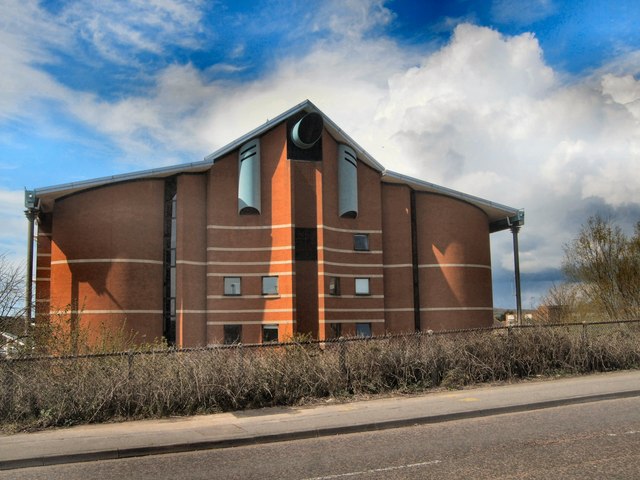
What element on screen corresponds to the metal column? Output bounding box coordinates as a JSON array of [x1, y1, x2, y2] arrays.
[[511, 224, 522, 325], [24, 206, 37, 335]]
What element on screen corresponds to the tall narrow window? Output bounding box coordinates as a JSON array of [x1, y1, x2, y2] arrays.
[[295, 227, 317, 261], [355, 278, 370, 296], [163, 177, 177, 345], [330, 323, 342, 339], [224, 325, 242, 344], [262, 276, 279, 295], [224, 277, 241, 296], [329, 277, 340, 296]]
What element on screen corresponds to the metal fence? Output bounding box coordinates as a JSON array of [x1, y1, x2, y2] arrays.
[[3, 319, 639, 363]]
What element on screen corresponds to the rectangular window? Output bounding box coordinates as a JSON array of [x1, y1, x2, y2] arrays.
[[224, 277, 241, 296], [223, 324, 242, 345], [295, 227, 318, 261], [330, 323, 342, 339], [353, 233, 369, 251], [356, 323, 371, 337], [262, 325, 279, 343], [329, 277, 340, 296], [355, 278, 370, 296], [262, 276, 279, 295]]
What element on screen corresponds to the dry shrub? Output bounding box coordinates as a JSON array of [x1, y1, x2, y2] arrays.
[[1, 323, 639, 432]]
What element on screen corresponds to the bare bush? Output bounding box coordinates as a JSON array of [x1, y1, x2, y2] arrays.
[[1, 322, 639, 432]]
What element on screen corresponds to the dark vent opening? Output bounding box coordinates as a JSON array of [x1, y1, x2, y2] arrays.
[[239, 206, 260, 215], [287, 112, 323, 161]]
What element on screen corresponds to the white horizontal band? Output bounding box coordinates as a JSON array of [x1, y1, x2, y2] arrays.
[[206, 320, 294, 325], [323, 272, 383, 278], [207, 223, 294, 230], [207, 294, 295, 299], [384, 308, 415, 312], [35, 278, 50, 281], [324, 319, 385, 324], [323, 308, 385, 312], [59, 310, 163, 314], [322, 294, 385, 299], [383, 264, 413, 268], [37, 253, 52, 257], [320, 261, 383, 268], [419, 264, 491, 270], [207, 246, 293, 251], [205, 309, 294, 314], [207, 260, 293, 266], [420, 307, 493, 311], [319, 225, 382, 234], [321, 247, 383, 254], [51, 259, 163, 265], [207, 272, 293, 277]]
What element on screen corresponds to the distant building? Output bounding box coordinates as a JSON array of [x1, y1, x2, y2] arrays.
[[26, 100, 524, 346]]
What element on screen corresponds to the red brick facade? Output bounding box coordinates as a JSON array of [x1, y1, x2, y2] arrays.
[[31, 102, 521, 346]]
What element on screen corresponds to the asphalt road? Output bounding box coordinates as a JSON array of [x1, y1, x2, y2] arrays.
[[4, 396, 640, 480]]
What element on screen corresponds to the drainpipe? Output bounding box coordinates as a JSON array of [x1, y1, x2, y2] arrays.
[[24, 191, 38, 335]]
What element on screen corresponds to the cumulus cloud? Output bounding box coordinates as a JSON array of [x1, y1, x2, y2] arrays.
[[1, 0, 639, 307]]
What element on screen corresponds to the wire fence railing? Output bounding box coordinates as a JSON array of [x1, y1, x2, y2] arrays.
[[1, 318, 639, 431], [2, 318, 640, 363]]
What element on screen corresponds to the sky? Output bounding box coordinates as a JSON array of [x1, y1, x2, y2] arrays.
[[1, 0, 639, 309]]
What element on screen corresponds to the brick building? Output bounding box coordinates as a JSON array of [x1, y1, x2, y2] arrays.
[[25, 100, 524, 346]]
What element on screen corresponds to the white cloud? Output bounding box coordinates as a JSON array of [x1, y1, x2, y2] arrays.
[[59, 0, 207, 64], [491, 0, 557, 25], [2, 0, 640, 307], [0, 189, 26, 263]]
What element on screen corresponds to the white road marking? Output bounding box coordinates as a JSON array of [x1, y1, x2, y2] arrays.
[[301, 460, 441, 479]]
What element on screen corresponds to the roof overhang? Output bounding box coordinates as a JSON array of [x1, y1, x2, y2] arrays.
[[382, 170, 524, 232], [28, 99, 523, 231]]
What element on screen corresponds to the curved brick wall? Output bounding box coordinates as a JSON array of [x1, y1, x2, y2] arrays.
[[415, 193, 493, 330], [49, 180, 165, 344]]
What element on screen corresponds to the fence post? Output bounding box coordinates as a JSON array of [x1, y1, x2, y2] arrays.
[[581, 321, 588, 344]]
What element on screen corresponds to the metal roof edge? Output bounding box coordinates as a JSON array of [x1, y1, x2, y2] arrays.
[[202, 99, 385, 172], [382, 169, 523, 226], [203, 99, 312, 163], [33, 159, 213, 197], [32, 99, 387, 198]]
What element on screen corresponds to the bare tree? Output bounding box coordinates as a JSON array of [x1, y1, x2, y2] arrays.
[[562, 216, 640, 321], [0, 253, 25, 355]]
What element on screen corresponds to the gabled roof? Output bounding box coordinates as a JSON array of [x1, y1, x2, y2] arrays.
[[29, 99, 523, 230]]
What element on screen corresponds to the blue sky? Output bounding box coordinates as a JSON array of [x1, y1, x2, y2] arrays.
[[1, 0, 640, 308]]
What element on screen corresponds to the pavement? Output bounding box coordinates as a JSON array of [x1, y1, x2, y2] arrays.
[[2, 370, 640, 471]]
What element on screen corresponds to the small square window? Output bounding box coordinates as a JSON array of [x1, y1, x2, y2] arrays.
[[329, 277, 340, 296], [262, 325, 279, 343], [353, 234, 369, 251], [262, 276, 279, 295], [224, 324, 242, 344], [355, 278, 370, 296], [224, 277, 241, 296], [356, 323, 372, 337]]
